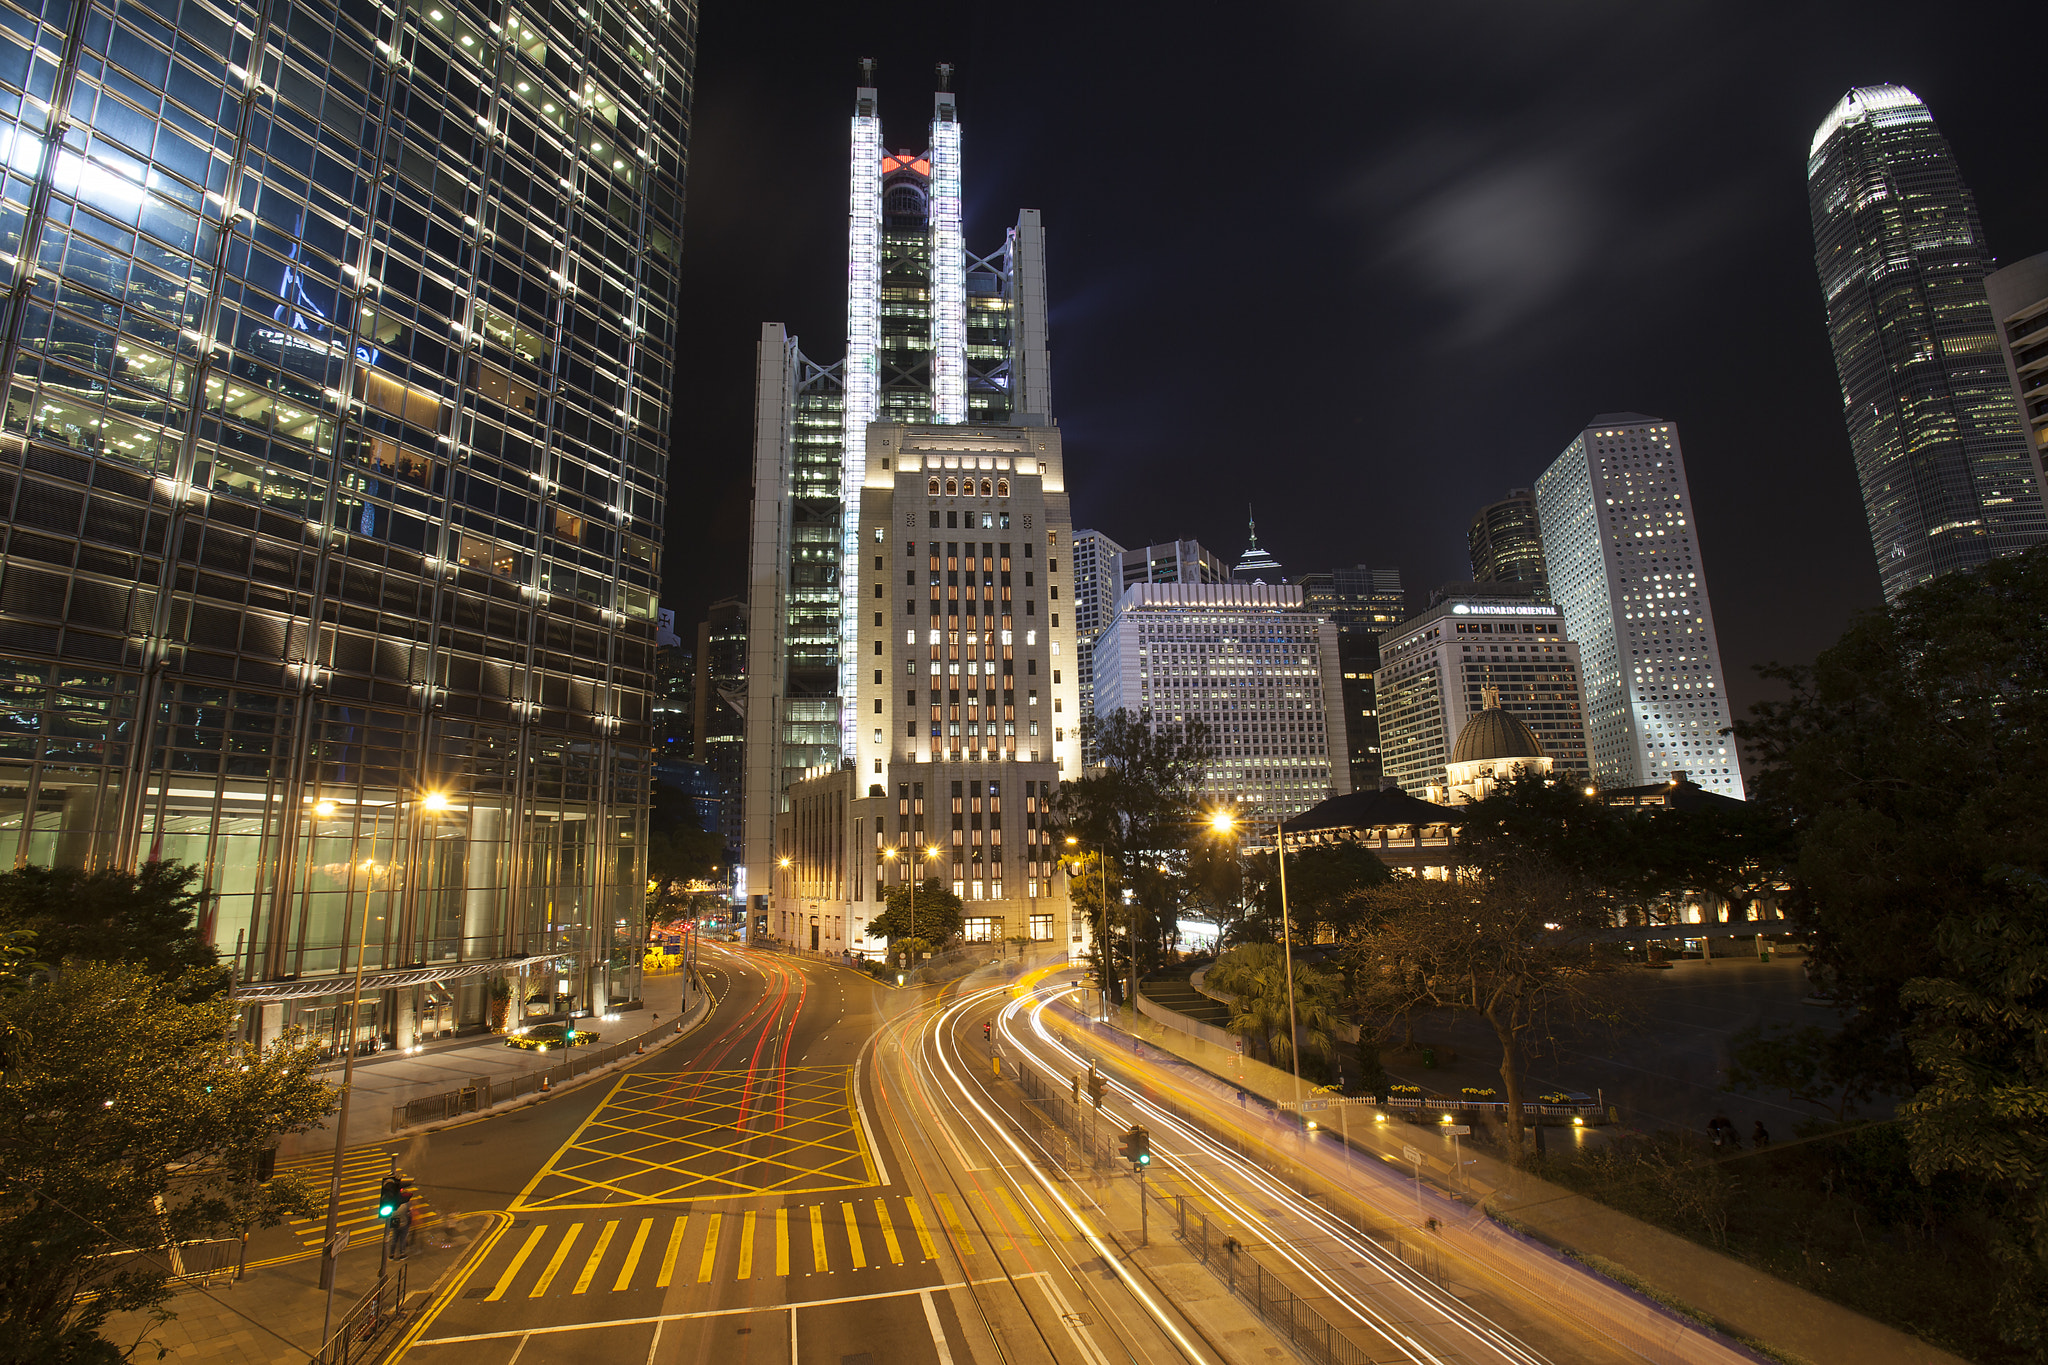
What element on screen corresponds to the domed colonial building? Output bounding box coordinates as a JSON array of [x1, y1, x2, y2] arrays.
[[1430, 687, 1553, 804]]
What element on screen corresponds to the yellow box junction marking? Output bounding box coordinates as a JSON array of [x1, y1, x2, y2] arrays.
[[510, 1068, 879, 1211]]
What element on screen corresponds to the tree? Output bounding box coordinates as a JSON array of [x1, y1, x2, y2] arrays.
[[646, 783, 725, 929], [1061, 849, 1124, 1003], [1722, 1022, 1870, 1125], [867, 877, 965, 948], [1735, 543, 2048, 1346], [1205, 942, 1343, 1071], [0, 862, 223, 995], [0, 962, 335, 1360], [1051, 709, 1214, 1002], [1346, 859, 1637, 1166], [1238, 842, 1393, 943]]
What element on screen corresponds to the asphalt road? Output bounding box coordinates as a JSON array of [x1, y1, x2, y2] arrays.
[[346, 943, 1204, 1365], [261, 949, 1750, 1365]]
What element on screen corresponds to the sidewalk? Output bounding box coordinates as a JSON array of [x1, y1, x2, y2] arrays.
[[1077, 989, 1969, 1365], [99, 1212, 498, 1365], [281, 968, 699, 1157]]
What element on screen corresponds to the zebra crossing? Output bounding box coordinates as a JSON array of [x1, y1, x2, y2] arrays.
[[280, 1148, 437, 1249], [470, 1186, 1074, 1299]]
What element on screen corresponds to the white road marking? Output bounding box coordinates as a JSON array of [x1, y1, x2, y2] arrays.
[[920, 1290, 957, 1365], [413, 1282, 974, 1345]]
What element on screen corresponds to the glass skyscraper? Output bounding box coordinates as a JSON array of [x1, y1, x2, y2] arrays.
[[1467, 488, 1548, 596], [1807, 84, 2048, 603], [743, 72, 1050, 914], [0, 0, 694, 1046]]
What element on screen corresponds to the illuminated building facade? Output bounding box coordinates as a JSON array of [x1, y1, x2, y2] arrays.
[[1468, 488, 1548, 595], [1807, 85, 2048, 603], [767, 423, 1077, 955], [744, 73, 1051, 920], [1295, 565, 1405, 792], [1986, 251, 2048, 506], [1071, 527, 1124, 762], [0, 0, 695, 1044], [1535, 415, 1743, 796], [1375, 594, 1590, 799], [1092, 582, 1348, 838]]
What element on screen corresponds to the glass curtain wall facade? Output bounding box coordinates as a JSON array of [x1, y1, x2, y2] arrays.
[[1468, 489, 1548, 595], [0, 0, 693, 1046], [1807, 85, 2048, 604]]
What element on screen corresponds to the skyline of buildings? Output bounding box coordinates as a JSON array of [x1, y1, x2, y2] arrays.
[[1807, 84, 2048, 605], [1536, 414, 1744, 797], [0, 0, 696, 1047]]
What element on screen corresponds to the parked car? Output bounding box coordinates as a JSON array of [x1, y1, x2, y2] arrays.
[[505, 1023, 601, 1051]]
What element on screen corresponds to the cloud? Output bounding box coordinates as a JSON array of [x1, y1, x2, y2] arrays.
[[1344, 114, 1763, 350]]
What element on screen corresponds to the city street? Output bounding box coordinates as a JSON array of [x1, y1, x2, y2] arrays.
[[372, 944, 1231, 1365], [291, 947, 1772, 1365]]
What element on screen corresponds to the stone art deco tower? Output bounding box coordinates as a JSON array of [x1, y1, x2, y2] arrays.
[[1807, 85, 2047, 603]]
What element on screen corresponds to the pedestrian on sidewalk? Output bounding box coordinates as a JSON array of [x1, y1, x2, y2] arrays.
[[386, 1197, 414, 1260], [1752, 1121, 1771, 1148]]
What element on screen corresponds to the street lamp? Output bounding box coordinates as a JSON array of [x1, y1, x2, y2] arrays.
[[1064, 835, 1114, 1020], [881, 845, 941, 969], [1273, 811, 1306, 1121]]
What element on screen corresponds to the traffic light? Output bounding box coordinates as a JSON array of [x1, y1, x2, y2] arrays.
[[1118, 1124, 1151, 1167], [982, 1020, 991, 1041], [1086, 1072, 1108, 1108], [377, 1175, 404, 1219]]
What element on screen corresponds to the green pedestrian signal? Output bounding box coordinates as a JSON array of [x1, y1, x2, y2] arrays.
[[1119, 1124, 1151, 1167], [377, 1175, 403, 1219]]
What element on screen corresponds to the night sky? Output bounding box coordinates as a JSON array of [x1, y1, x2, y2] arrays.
[[664, 0, 2045, 734]]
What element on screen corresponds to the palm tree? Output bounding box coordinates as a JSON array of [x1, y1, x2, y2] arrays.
[[1207, 943, 1340, 1068]]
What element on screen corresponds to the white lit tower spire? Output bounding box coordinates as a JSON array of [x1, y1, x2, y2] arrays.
[[928, 68, 967, 423], [840, 70, 884, 755]]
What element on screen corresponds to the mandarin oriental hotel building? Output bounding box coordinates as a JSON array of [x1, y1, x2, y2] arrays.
[[0, 0, 695, 1047]]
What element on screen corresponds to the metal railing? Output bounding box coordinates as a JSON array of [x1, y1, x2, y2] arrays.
[[1011, 1057, 1432, 1365], [318, 1262, 408, 1365], [387, 1012, 692, 1132]]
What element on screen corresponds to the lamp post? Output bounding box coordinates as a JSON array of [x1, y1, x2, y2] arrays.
[[776, 856, 791, 946], [1064, 835, 1113, 1020], [1274, 812, 1305, 1120], [1212, 808, 1305, 1120], [316, 790, 449, 1329], [880, 845, 941, 970]]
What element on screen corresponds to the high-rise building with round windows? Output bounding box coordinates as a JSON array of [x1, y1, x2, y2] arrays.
[[0, 0, 694, 1047]]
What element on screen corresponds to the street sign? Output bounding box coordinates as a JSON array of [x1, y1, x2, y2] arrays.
[[1442, 1124, 1472, 1136], [1402, 1145, 1421, 1165], [327, 1231, 349, 1259]]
